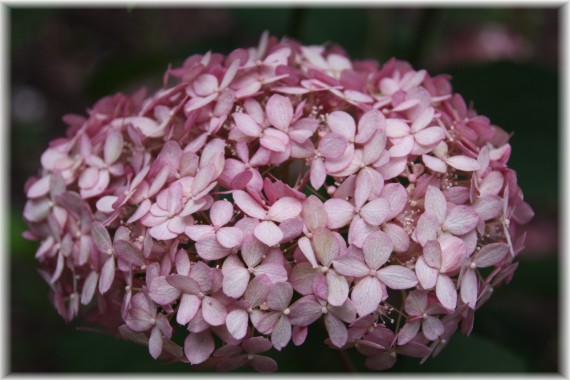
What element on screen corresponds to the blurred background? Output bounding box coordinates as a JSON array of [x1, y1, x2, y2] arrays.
[[9, 6, 560, 373]]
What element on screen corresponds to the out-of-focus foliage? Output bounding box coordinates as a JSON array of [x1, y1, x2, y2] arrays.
[[10, 7, 559, 373]]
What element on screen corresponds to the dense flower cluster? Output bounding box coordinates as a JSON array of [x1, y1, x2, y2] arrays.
[[23, 33, 534, 371]]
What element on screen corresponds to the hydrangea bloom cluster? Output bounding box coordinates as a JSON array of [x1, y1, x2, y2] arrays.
[[23, 33, 534, 372]]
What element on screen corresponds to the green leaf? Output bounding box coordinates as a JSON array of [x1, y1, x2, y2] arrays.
[[395, 333, 527, 372]]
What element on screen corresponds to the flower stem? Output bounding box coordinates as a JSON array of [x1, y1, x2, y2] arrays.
[[337, 348, 357, 373]]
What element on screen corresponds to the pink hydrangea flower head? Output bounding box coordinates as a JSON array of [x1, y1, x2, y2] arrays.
[[23, 32, 533, 372]]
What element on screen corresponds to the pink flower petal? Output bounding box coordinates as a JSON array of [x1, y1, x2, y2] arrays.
[[446, 155, 480, 171], [325, 143, 355, 174], [425, 186, 447, 225], [327, 111, 356, 140], [389, 135, 414, 157], [118, 116, 163, 138], [149, 222, 178, 241], [356, 109, 384, 144], [333, 256, 369, 277], [254, 263, 288, 284], [267, 282, 293, 311], [313, 228, 340, 267], [364, 352, 397, 370], [114, 240, 146, 267], [363, 231, 393, 270], [288, 297, 323, 326], [233, 190, 267, 220], [318, 132, 348, 159], [217, 227, 244, 249], [415, 213, 440, 247], [474, 243, 509, 267], [96, 195, 118, 213], [195, 236, 232, 261], [271, 316, 292, 351], [267, 197, 302, 222], [324, 198, 355, 229], [98, 256, 115, 294], [233, 112, 261, 137], [260, 133, 287, 153], [397, 320, 421, 345], [310, 158, 327, 190], [480, 171, 504, 196], [435, 275, 457, 310], [360, 198, 390, 226], [244, 275, 272, 307], [444, 205, 479, 235], [91, 221, 113, 254], [220, 59, 240, 90], [460, 268, 478, 309], [422, 316, 444, 341], [386, 118, 410, 138], [222, 265, 250, 299], [377, 265, 417, 289], [352, 276, 383, 316], [422, 154, 447, 173], [80, 271, 98, 305], [193, 73, 218, 96], [226, 309, 249, 340], [210, 199, 234, 227], [324, 313, 348, 348], [148, 326, 163, 359], [301, 195, 328, 231], [298, 236, 318, 268], [348, 214, 375, 248], [185, 225, 215, 241], [254, 221, 284, 247], [414, 126, 444, 146], [23, 198, 51, 222], [177, 294, 201, 325], [266, 94, 293, 131], [202, 296, 227, 326], [104, 130, 124, 164], [251, 356, 278, 372], [411, 106, 434, 132], [362, 130, 387, 165], [423, 240, 442, 268], [404, 290, 427, 316], [415, 257, 439, 289], [378, 156, 407, 179], [149, 276, 181, 305], [398, 341, 431, 358], [439, 236, 466, 274], [326, 270, 349, 306], [241, 234, 268, 268], [473, 194, 502, 221], [383, 223, 410, 253], [27, 175, 51, 199], [184, 331, 214, 365], [354, 170, 373, 209]]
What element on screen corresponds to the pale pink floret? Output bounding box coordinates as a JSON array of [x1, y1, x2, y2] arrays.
[[414, 186, 480, 246], [397, 290, 445, 345], [233, 190, 302, 246], [297, 227, 349, 306], [415, 236, 467, 310], [386, 107, 445, 158], [333, 231, 417, 316], [186, 200, 244, 248]]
